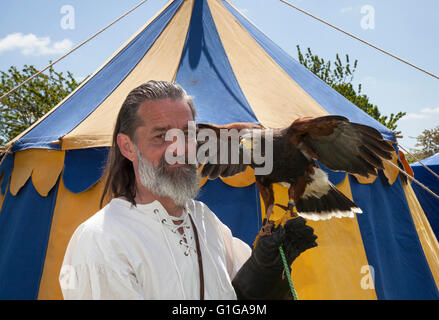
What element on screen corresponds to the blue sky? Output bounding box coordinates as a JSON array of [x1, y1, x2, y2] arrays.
[[1, 0, 438, 149]]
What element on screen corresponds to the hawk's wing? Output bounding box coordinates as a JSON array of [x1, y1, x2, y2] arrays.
[[289, 115, 394, 177], [196, 122, 263, 179]]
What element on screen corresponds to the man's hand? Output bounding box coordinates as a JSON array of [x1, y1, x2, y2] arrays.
[[252, 217, 317, 273], [254, 217, 317, 273], [232, 216, 318, 299]]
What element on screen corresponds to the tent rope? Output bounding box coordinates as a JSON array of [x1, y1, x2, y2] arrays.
[[279, 0, 439, 80], [385, 159, 439, 200], [0, 144, 12, 167], [397, 143, 439, 181], [0, 0, 149, 102]]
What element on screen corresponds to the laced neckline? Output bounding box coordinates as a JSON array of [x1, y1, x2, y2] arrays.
[[156, 207, 197, 256], [112, 197, 229, 297]]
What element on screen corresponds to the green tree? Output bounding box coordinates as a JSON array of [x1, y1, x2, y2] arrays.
[[297, 46, 406, 133], [0, 64, 79, 145], [406, 126, 439, 162]]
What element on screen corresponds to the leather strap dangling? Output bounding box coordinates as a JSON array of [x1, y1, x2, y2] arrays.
[[189, 214, 204, 300]]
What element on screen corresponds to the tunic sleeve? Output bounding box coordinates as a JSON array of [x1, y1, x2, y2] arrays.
[[59, 224, 144, 300]]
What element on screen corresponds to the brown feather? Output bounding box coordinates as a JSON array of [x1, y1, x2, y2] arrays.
[[360, 135, 394, 159], [197, 122, 261, 179], [197, 122, 262, 134], [290, 116, 347, 137], [201, 164, 216, 178], [354, 155, 378, 177], [352, 123, 388, 142], [358, 145, 384, 169], [209, 164, 227, 179]]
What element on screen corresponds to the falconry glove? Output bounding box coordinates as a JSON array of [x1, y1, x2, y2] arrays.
[[232, 217, 317, 300]]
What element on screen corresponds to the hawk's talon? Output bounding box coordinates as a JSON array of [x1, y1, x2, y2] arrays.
[[253, 218, 275, 247], [273, 200, 300, 228], [259, 218, 275, 236]]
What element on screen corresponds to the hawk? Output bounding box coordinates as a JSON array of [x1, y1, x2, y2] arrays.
[[197, 115, 394, 221]]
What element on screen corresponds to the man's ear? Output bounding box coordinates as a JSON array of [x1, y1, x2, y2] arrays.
[[117, 133, 136, 161]]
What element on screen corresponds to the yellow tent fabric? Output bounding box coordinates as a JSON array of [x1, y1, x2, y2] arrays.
[[402, 181, 439, 286], [62, 0, 194, 150], [262, 177, 377, 299], [37, 179, 106, 299]]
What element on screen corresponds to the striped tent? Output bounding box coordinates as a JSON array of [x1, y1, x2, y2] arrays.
[[1, 0, 438, 299], [411, 153, 439, 240]]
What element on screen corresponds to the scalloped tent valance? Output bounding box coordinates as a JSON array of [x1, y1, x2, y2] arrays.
[[0, 147, 408, 198]]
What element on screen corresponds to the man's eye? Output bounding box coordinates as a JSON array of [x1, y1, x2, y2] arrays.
[[154, 134, 166, 141]]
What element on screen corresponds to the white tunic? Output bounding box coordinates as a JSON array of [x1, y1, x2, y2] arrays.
[[59, 198, 251, 300]]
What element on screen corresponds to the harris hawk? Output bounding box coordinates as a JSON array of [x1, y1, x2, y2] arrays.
[[196, 115, 394, 222]]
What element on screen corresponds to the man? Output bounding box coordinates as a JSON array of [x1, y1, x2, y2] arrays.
[[59, 80, 317, 299]]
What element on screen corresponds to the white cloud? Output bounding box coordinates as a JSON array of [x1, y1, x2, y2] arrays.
[[401, 113, 427, 120], [0, 33, 73, 56], [401, 107, 439, 121], [421, 107, 439, 114]]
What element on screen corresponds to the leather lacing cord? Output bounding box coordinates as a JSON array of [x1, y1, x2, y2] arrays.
[[155, 206, 204, 300], [154, 208, 187, 299], [189, 214, 204, 300]]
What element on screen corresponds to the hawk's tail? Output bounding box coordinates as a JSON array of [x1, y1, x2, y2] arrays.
[[296, 168, 362, 221]]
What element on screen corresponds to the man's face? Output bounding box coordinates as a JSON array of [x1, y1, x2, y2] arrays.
[[130, 98, 199, 206], [134, 98, 195, 167]]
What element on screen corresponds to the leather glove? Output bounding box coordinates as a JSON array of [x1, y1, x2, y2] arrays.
[[232, 216, 318, 300]]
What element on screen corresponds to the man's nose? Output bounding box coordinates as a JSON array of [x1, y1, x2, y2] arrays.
[[172, 135, 186, 157], [164, 129, 188, 164]]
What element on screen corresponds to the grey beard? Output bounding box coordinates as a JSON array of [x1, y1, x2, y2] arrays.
[[134, 145, 200, 207]]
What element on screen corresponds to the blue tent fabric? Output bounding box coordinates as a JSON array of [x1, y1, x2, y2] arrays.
[[221, 0, 395, 143], [63, 148, 109, 194], [0, 154, 14, 195], [176, 0, 259, 126], [12, 0, 185, 152], [196, 178, 261, 246], [0, 178, 59, 299], [350, 173, 439, 299], [413, 153, 439, 167], [316, 160, 346, 186], [411, 153, 439, 239]]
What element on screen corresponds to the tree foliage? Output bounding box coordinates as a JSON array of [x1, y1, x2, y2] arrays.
[[296, 46, 405, 133], [0, 64, 79, 145], [406, 126, 439, 162]]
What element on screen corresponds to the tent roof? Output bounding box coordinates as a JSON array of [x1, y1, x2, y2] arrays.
[[410, 152, 439, 245], [6, 0, 395, 153], [412, 153, 439, 167]]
